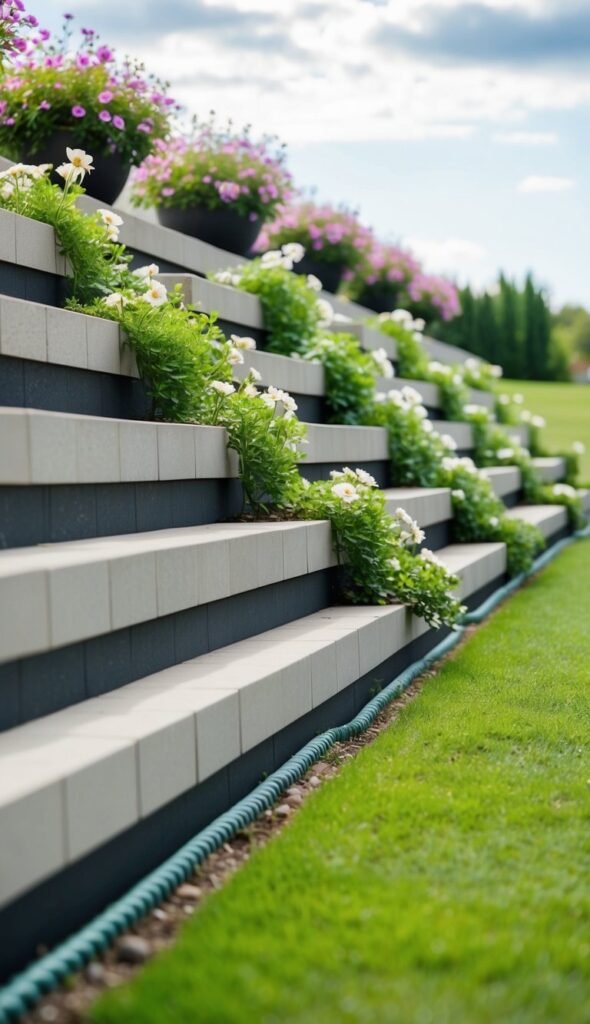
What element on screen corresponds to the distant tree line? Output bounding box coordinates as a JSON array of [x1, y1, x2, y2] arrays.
[[433, 273, 569, 381]]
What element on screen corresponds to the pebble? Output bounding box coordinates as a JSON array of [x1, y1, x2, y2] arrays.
[[286, 791, 303, 807], [176, 883, 202, 901], [275, 803, 291, 817], [309, 775, 321, 788], [85, 961, 105, 985], [183, 904, 195, 915], [152, 907, 168, 921], [116, 935, 151, 964]]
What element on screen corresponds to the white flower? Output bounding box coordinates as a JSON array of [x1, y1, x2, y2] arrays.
[[260, 250, 284, 269], [282, 393, 298, 413], [300, 477, 310, 489], [243, 384, 259, 397], [259, 392, 277, 409], [490, 364, 503, 378], [531, 415, 546, 429], [375, 392, 386, 403], [520, 409, 532, 423], [106, 225, 120, 242], [316, 299, 334, 326], [97, 208, 123, 229], [463, 403, 488, 417], [401, 385, 423, 407], [422, 420, 434, 433], [385, 389, 406, 407], [281, 256, 294, 271], [141, 280, 168, 307], [103, 292, 128, 310], [488, 516, 499, 527], [211, 380, 235, 396], [394, 507, 414, 526], [227, 348, 244, 366], [332, 482, 360, 503], [400, 523, 425, 546], [496, 447, 514, 460], [332, 312, 353, 323], [56, 162, 83, 183], [281, 242, 305, 263], [134, 263, 159, 280], [572, 441, 585, 455], [231, 274, 243, 287], [230, 334, 257, 350], [267, 385, 286, 403], [249, 367, 262, 383], [498, 394, 511, 406], [389, 557, 401, 572], [465, 357, 480, 372], [66, 147, 94, 175], [414, 406, 428, 420], [441, 434, 458, 451], [413, 318, 426, 332], [355, 468, 378, 488], [420, 547, 446, 569], [372, 347, 395, 379], [451, 489, 465, 501], [214, 270, 234, 285], [428, 361, 445, 375], [391, 309, 413, 323], [553, 483, 577, 498], [306, 274, 322, 292], [513, 393, 524, 404]]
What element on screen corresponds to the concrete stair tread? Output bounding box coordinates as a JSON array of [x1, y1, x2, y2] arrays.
[[532, 456, 566, 482], [0, 538, 506, 908], [504, 503, 568, 537]]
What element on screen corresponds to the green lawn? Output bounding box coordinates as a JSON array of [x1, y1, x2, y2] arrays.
[[92, 541, 590, 1024], [500, 379, 590, 482]]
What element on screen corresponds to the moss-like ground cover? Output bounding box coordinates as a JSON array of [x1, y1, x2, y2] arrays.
[[93, 541, 590, 1024]]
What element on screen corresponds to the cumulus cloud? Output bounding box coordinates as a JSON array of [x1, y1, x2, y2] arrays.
[[403, 237, 487, 273], [518, 175, 575, 191]]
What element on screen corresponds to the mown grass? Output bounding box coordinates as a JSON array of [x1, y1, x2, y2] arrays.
[[500, 379, 590, 481], [92, 541, 590, 1024]]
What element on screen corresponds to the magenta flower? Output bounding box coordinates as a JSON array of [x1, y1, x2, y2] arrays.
[[98, 110, 111, 122], [39, 100, 51, 110], [112, 114, 125, 130], [161, 187, 175, 197], [98, 90, 113, 104], [96, 45, 114, 62], [76, 54, 90, 68], [217, 180, 241, 202], [71, 105, 86, 118], [137, 122, 151, 133]]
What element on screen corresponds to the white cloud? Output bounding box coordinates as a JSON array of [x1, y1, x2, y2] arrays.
[[518, 175, 575, 192], [493, 131, 558, 144], [402, 237, 487, 274]]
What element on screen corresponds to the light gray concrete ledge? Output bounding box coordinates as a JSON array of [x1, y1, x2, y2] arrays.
[[0, 539, 505, 908]]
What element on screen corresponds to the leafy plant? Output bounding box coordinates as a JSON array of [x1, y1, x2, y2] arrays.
[[0, 160, 125, 301], [301, 332, 385, 426], [0, 0, 37, 66], [297, 468, 464, 625], [255, 200, 373, 271], [212, 247, 324, 356]]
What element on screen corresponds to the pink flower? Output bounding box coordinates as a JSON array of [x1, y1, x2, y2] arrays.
[[112, 115, 125, 130], [39, 100, 51, 110], [96, 45, 114, 63], [98, 110, 111, 122], [161, 187, 175, 197], [98, 90, 113, 103], [137, 122, 151, 133], [71, 105, 86, 118], [217, 180, 241, 202]]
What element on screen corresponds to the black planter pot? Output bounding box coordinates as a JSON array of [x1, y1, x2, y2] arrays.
[[293, 254, 346, 294], [356, 282, 403, 313], [22, 130, 131, 205], [157, 204, 262, 256]]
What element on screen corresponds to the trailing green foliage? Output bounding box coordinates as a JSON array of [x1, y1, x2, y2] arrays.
[[297, 468, 464, 625], [212, 249, 323, 356], [0, 163, 124, 301], [301, 332, 384, 426]]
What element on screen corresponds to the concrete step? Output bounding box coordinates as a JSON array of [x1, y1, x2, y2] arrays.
[[0, 539, 506, 915], [504, 503, 568, 539], [531, 457, 566, 483], [481, 465, 522, 499]]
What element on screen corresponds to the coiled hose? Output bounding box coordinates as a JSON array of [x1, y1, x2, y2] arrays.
[[0, 525, 588, 1021]]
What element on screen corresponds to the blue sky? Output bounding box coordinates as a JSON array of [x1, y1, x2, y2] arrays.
[[36, 0, 590, 308]]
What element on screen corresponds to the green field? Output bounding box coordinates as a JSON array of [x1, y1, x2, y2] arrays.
[[500, 379, 590, 482], [93, 540, 590, 1024]]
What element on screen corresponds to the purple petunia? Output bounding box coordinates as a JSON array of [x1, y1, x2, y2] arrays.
[[71, 105, 86, 118], [112, 114, 125, 130], [98, 110, 111, 122], [96, 45, 114, 63], [98, 90, 113, 104]]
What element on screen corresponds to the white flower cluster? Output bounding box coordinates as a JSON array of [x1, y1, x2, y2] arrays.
[[329, 466, 378, 504], [260, 242, 306, 272], [441, 455, 484, 477], [0, 160, 52, 198], [378, 308, 425, 334], [371, 347, 395, 380], [463, 403, 490, 419], [419, 547, 449, 572], [392, 506, 425, 546], [98, 208, 124, 243], [316, 298, 334, 327], [213, 269, 243, 288]]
